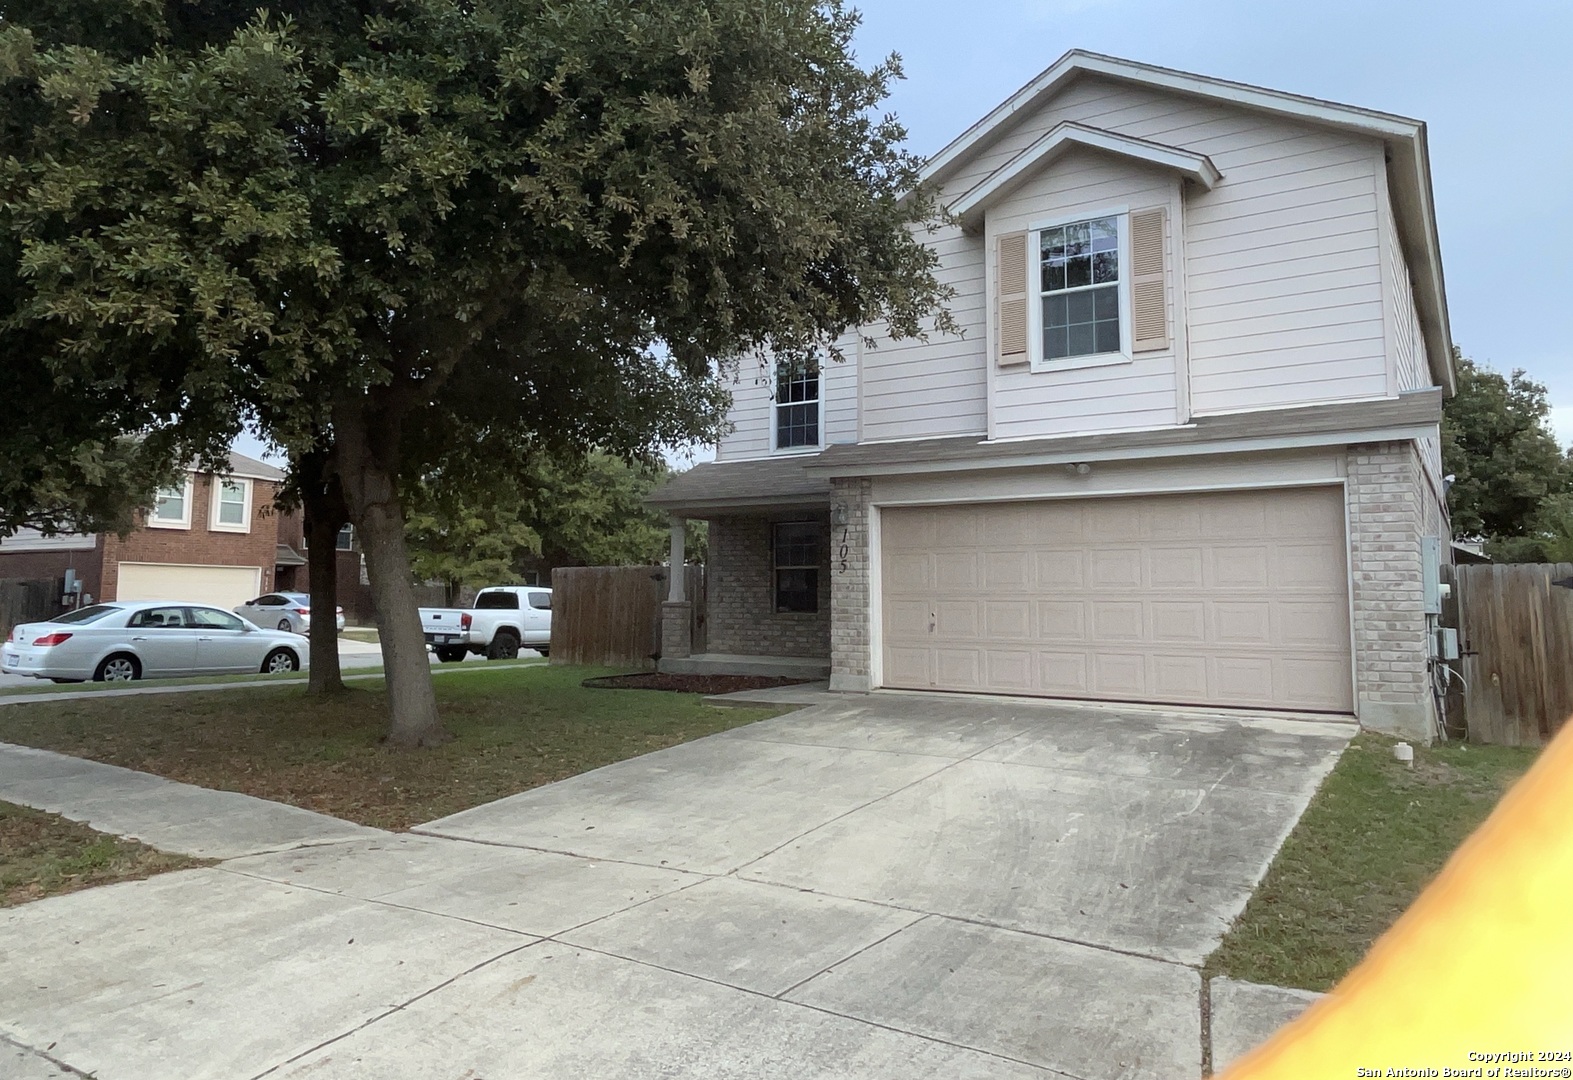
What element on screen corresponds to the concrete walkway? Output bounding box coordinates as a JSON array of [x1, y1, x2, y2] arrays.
[[0, 742, 383, 859], [0, 694, 1350, 1078]]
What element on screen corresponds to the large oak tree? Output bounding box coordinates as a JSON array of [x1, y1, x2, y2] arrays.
[[1, 0, 951, 744]]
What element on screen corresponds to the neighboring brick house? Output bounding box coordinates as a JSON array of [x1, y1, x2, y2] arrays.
[[0, 451, 290, 612], [650, 51, 1456, 741]]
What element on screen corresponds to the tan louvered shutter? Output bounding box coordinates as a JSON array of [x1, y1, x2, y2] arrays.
[[1129, 207, 1169, 353], [996, 231, 1029, 367]]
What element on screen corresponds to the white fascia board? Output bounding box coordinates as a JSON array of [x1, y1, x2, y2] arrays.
[[810, 425, 1437, 480], [948, 122, 1220, 230]]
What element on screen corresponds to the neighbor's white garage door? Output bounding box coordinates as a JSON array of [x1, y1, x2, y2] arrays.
[[880, 488, 1353, 712], [115, 563, 263, 612]]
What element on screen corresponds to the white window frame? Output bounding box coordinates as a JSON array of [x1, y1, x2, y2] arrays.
[[148, 477, 194, 530], [1025, 205, 1134, 374], [335, 523, 355, 551], [209, 477, 252, 534], [769, 358, 824, 455]]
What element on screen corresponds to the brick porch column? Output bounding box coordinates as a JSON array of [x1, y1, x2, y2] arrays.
[[660, 515, 693, 659], [829, 477, 873, 692]]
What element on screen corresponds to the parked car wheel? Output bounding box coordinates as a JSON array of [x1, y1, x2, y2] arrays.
[[261, 648, 299, 675], [486, 631, 520, 660], [435, 646, 467, 664], [94, 653, 141, 683], [536, 647, 549, 659], [276, 618, 293, 632]]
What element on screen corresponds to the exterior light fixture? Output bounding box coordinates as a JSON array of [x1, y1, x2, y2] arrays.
[[832, 503, 849, 526]]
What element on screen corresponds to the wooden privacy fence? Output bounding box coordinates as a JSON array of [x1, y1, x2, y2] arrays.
[[1446, 562, 1573, 746], [0, 578, 62, 640], [550, 565, 705, 669]]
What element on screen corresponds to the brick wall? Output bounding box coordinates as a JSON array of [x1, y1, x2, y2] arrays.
[[706, 514, 831, 658], [1347, 441, 1434, 739], [101, 475, 282, 600], [829, 477, 873, 691]]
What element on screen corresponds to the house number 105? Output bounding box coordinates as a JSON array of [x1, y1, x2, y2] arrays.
[[838, 526, 850, 574]]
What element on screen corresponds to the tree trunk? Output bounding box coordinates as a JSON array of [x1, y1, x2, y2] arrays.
[[334, 400, 445, 747], [303, 499, 345, 695]]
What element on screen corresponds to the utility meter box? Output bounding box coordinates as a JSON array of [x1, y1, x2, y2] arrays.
[[1436, 626, 1460, 661], [1421, 536, 1444, 615]]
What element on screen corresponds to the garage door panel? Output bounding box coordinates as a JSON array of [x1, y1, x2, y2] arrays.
[[1092, 653, 1146, 696], [1036, 651, 1090, 694], [1036, 550, 1085, 588], [1036, 601, 1085, 637], [881, 488, 1352, 711], [1210, 547, 1270, 589], [1149, 547, 1205, 588], [1088, 549, 1142, 589], [116, 563, 262, 612], [1151, 602, 1206, 642], [1151, 654, 1209, 698], [1090, 601, 1144, 642], [884, 553, 933, 591]]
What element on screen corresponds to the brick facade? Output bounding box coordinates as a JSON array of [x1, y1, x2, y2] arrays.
[[829, 477, 873, 691], [704, 514, 831, 659], [99, 474, 282, 601], [1346, 441, 1435, 739]]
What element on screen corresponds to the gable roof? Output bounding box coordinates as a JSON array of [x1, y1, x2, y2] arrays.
[[922, 50, 1454, 394], [949, 122, 1221, 230], [187, 450, 286, 483]]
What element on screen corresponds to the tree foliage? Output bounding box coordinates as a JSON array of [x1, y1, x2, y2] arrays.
[[2, 0, 951, 743], [1442, 355, 1573, 547]]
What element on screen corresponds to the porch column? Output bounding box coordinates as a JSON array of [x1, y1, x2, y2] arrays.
[[667, 516, 686, 602], [660, 515, 694, 663]]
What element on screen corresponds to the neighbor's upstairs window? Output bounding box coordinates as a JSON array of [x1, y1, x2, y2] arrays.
[[1040, 216, 1121, 361], [150, 480, 191, 528], [773, 521, 821, 613], [774, 360, 820, 450], [214, 480, 249, 530]]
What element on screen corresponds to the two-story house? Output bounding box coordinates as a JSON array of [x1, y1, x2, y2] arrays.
[[651, 51, 1453, 740], [0, 451, 290, 612]]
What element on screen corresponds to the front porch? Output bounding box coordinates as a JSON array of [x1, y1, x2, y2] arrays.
[[649, 457, 836, 680]]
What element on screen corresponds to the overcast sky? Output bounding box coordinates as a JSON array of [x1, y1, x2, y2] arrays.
[[240, 0, 1571, 463]]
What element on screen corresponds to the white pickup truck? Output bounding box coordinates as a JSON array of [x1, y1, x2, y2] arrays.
[[419, 586, 552, 663]]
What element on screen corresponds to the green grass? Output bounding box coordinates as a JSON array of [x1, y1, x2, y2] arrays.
[[1206, 733, 1539, 991], [0, 664, 781, 830], [339, 628, 380, 644], [0, 657, 541, 696], [0, 801, 205, 906]]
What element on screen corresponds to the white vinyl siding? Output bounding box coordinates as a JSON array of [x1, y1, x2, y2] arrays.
[[1376, 162, 1431, 395], [858, 224, 988, 443]]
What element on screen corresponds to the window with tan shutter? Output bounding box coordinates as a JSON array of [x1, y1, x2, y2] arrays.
[[1129, 207, 1169, 353]]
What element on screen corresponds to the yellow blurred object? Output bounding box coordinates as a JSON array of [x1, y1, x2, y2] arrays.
[[1219, 721, 1573, 1079]]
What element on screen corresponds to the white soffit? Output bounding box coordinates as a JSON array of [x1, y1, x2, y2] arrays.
[[948, 122, 1221, 230]]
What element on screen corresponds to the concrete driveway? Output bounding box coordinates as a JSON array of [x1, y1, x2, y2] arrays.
[[1, 693, 1350, 1079]]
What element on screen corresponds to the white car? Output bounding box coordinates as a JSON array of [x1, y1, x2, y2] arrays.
[[1, 602, 308, 683], [234, 592, 347, 634]]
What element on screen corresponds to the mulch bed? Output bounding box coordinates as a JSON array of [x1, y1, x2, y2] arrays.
[[582, 672, 815, 695]]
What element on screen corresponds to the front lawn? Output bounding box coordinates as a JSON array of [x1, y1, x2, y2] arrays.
[[1, 801, 203, 906], [0, 665, 779, 830], [1206, 733, 1539, 992]]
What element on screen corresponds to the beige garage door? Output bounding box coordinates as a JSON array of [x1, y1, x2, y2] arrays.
[[881, 488, 1352, 712], [115, 563, 263, 612]]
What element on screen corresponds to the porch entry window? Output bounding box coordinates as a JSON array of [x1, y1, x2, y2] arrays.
[[773, 521, 820, 613], [774, 360, 819, 450], [1040, 216, 1121, 361]]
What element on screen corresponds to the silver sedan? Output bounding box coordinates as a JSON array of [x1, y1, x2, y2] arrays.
[[1, 602, 308, 683], [234, 592, 347, 634]]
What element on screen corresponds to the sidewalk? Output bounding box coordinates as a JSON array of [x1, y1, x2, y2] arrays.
[[0, 742, 384, 859]]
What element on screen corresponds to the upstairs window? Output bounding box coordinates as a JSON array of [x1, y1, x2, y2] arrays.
[[150, 479, 192, 528], [773, 521, 821, 613], [335, 524, 355, 551], [212, 479, 250, 532], [774, 360, 820, 451], [1039, 216, 1122, 362]]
